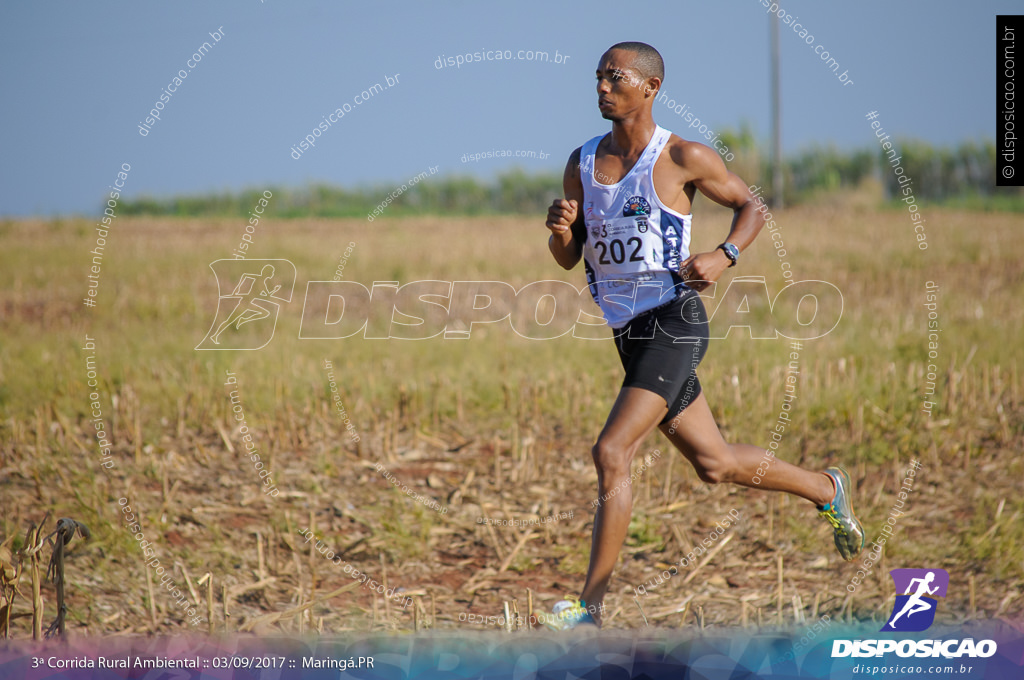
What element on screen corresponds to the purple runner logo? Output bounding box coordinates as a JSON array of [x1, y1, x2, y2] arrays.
[[196, 259, 296, 350], [881, 568, 949, 632]]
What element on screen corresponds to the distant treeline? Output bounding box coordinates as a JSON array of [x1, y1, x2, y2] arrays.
[[117, 135, 1017, 217]]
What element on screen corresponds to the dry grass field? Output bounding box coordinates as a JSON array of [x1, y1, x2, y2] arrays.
[[0, 201, 1021, 638]]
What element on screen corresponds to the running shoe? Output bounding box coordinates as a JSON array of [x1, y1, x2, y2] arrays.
[[818, 466, 865, 561], [543, 598, 597, 631]]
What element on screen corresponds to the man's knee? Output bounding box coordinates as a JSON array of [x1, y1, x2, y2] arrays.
[[690, 449, 734, 485], [695, 463, 726, 485], [591, 439, 634, 479]]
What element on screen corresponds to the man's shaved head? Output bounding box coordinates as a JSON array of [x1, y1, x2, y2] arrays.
[[606, 41, 664, 82]]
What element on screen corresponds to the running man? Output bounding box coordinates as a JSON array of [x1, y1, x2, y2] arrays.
[[888, 572, 939, 627], [543, 42, 864, 628], [210, 264, 281, 345]]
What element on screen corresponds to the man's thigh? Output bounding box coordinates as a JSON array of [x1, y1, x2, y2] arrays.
[[597, 386, 669, 452], [657, 392, 729, 463]]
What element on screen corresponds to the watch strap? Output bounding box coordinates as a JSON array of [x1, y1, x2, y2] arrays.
[[717, 242, 739, 267]]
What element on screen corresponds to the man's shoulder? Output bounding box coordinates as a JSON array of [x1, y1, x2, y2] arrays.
[[564, 146, 584, 180], [662, 132, 717, 167], [565, 132, 605, 178], [579, 131, 610, 154]]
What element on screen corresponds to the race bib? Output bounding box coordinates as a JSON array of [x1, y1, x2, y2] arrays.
[[585, 211, 659, 275]]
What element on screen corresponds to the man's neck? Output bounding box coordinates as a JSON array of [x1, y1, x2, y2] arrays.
[[606, 117, 657, 158]]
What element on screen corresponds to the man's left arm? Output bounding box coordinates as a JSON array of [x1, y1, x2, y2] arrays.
[[675, 143, 766, 290]]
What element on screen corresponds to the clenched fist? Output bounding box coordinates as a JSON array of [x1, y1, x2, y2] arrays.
[[546, 199, 578, 236], [678, 250, 732, 292]]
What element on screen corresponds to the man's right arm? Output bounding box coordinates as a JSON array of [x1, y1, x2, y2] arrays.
[[545, 148, 585, 270]]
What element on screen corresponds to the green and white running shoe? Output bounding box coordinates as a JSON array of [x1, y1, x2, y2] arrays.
[[543, 598, 597, 631], [818, 466, 865, 561]]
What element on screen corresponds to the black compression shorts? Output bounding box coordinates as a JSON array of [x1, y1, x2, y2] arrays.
[[613, 289, 709, 425]]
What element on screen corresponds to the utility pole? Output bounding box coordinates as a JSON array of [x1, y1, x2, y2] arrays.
[[770, 10, 783, 209]]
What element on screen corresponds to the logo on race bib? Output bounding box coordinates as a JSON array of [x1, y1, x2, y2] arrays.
[[623, 196, 650, 217], [637, 217, 649, 233]]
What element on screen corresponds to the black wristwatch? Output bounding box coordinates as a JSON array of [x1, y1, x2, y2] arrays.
[[717, 242, 739, 267]]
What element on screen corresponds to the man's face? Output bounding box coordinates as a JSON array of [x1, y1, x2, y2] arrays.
[[595, 49, 650, 121]]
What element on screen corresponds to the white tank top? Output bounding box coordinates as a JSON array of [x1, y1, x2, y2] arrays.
[[579, 125, 693, 328]]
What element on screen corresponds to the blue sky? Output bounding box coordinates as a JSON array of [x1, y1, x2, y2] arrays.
[[0, 0, 1011, 216]]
